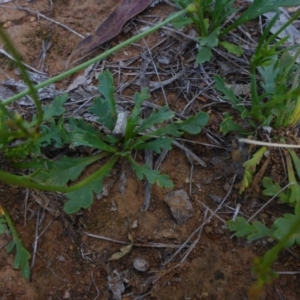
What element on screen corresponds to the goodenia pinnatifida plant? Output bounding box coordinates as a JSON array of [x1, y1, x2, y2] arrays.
[[1, 70, 209, 214]]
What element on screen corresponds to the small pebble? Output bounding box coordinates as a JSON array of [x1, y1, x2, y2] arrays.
[[133, 257, 149, 272], [57, 255, 65, 262], [3, 21, 12, 29]]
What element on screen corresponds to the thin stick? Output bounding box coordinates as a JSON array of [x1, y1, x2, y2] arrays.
[[180, 208, 208, 263], [83, 231, 189, 249], [239, 138, 300, 149], [0, 48, 47, 75], [91, 271, 100, 300], [247, 182, 294, 223], [141, 38, 169, 106], [31, 209, 40, 268], [23, 188, 29, 226], [277, 271, 300, 275], [176, 138, 225, 149], [0, 241, 9, 250], [173, 140, 206, 167]]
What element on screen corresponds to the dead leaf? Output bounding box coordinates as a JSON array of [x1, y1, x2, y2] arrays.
[[67, 0, 152, 67], [108, 233, 133, 261]]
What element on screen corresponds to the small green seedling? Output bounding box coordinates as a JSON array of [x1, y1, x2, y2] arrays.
[[173, 0, 300, 63]]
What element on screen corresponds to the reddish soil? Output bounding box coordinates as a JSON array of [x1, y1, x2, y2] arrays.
[[1, 1, 300, 300]]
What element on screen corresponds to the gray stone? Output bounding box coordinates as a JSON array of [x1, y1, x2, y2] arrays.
[[164, 190, 194, 224]]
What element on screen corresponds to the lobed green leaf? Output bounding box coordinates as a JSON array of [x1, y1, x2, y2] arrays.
[[89, 70, 117, 131], [134, 106, 174, 135], [196, 47, 213, 64], [65, 178, 104, 214], [31, 155, 102, 187], [227, 217, 256, 237], [273, 214, 300, 247], [42, 94, 68, 121], [71, 126, 117, 152], [129, 158, 173, 188], [132, 137, 173, 153], [176, 112, 209, 134]]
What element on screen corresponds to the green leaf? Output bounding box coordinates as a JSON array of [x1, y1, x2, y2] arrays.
[[172, 14, 192, 29], [0, 110, 10, 146], [7, 240, 16, 253], [196, 46, 213, 64], [129, 158, 173, 188], [176, 112, 209, 134], [262, 177, 282, 196], [1, 208, 31, 280], [97, 70, 116, 114], [220, 113, 250, 135], [134, 106, 174, 135], [0, 222, 6, 234], [65, 186, 95, 214], [257, 57, 278, 94], [132, 137, 173, 153], [239, 169, 253, 194], [248, 221, 275, 241], [89, 70, 117, 130], [262, 177, 290, 203], [230, 0, 300, 30], [210, 0, 236, 30], [214, 75, 244, 112], [219, 41, 243, 56], [65, 179, 104, 214], [286, 151, 300, 204], [289, 150, 300, 179], [21, 262, 31, 281], [131, 89, 150, 123], [227, 217, 256, 237], [228, 217, 274, 241], [273, 213, 300, 247], [200, 28, 219, 48], [42, 94, 68, 121], [37, 118, 69, 147], [243, 146, 267, 172], [31, 156, 102, 186], [125, 88, 150, 140], [13, 242, 31, 280], [64, 155, 118, 213], [239, 146, 267, 193], [146, 123, 182, 139], [71, 126, 117, 152], [289, 182, 300, 205]]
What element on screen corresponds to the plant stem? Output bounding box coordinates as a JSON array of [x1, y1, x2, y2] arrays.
[[0, 28, 43, 125], [1, 206, 24, 250], [2, 8, 189, 106]]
